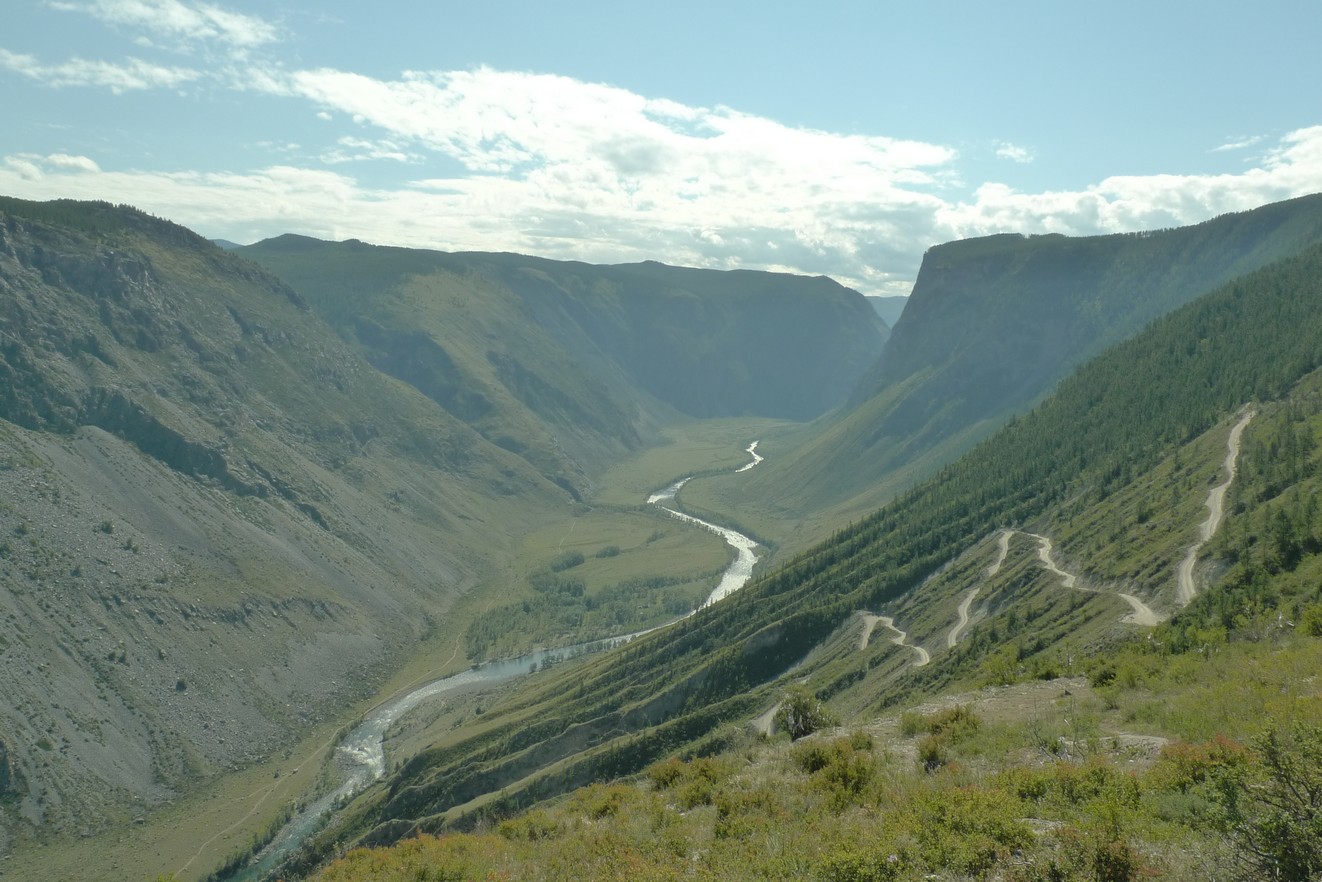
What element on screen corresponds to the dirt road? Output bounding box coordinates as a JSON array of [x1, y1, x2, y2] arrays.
[[1176, 410, 1254, 605]]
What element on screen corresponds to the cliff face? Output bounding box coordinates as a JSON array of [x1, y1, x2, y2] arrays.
[[869, 193, 1322, 413], [0, 197, 888, 846], [0, 200, 567, 840], [745, 194, 1322, 519], [240, 239, 889, 437]]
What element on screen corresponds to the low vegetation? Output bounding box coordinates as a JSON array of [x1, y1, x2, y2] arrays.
[[304, 644, 1321, 881], [280, 237, 1322, 880]]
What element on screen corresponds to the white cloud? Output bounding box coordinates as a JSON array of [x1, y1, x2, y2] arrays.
[[49, 0, 279, 49], [3, 156, 45, 181], [0, 47, 199, 92], [231, 64, 959, 286], [4, 153, 103, 178], [940, 126, 1322, 240], [995, 141, 1035, 163], [1212, 134, 1265, 153], [322, 137, 420, 165], [45, 153, 102, 172], [3, 51, 1321, 297]]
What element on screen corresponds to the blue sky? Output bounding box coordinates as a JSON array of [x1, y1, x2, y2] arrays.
[[3, 1, 1321, 295]]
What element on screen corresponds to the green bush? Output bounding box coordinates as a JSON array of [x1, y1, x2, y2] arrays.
[[818, 847, 914, 882], [549, 550, 585, 572], [774, 686, 837, 741], [1299, 602, 1322, 637], [645, 757, 686, 790], [1211, 723, 1322, 881], [917, 734, 948, 772]]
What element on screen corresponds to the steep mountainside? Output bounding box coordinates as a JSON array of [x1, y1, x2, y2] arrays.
[[0, 198, 575, 843], [0, 197, 891, 869], [298, 237, 1322, 868], [238, 237, 887, 492], [742, 193, 1322, 523]]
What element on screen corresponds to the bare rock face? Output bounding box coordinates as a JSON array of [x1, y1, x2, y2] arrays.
[[0, 199, 566, 842]]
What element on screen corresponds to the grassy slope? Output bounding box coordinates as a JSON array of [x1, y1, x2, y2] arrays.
[[286, 238, 1322, 874], [296, 266, 1322, 882], [300, 377, 1322, 879], [0, 200, 588, 857], [703, 193, 1322, 554]]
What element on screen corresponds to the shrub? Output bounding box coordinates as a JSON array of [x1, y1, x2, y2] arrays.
[[573, 783, 632, 819], [848, 729, 874, 751], [594, 545, 620, 558], [924, 705, 981, 741], [497, 809, 558, 841], [549, 550, 585, 572], [1212, 723, 1322, 881], [905, 705, 982, 772], [917, 734, 948, 772], [898, 711, 926, 737], [900, 786, 1036, 877], [775, 687, 837, 741], [645, 757, 686, 790], [1149, 734, 1250, 793], [818, 846, 914, 882], [644, 755, 732, 809], [1299, 602, 1322, 637], [1059, 826, 1145, 882]]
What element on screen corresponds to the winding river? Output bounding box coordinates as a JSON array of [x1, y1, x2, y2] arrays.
[[646, 476, 761, 608], [235, 442, 765, 879]]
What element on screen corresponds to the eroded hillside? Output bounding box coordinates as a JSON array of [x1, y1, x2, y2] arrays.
[[0, 199, 576, 844], [286, 237, 1322, 875]]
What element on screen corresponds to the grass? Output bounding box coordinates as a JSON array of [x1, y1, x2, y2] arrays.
[[302, 628, 1322, 882], [513, 508, 730, 597]]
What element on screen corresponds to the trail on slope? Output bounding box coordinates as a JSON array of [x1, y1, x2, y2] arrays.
[[1026, 531, 1162, 627], [1176, 410, 1255, 605], [947, 529, 1010, 648], [857, 612, 881, 651], [875, 615, 930, 666], [926, 411, 1254, 655], [751, 702, 780, 736]]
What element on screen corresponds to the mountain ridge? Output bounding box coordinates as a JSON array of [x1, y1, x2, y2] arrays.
[[711, 192, 1322, 537], [296, 234, 1322, 870]]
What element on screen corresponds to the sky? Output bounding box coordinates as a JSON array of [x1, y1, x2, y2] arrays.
[[2, 1, 1321, 296]]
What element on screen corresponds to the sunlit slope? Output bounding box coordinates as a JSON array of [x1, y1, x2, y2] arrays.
[[297, 275, 1322, 882], [732, 193, 1322, 528], [0, 197, 572, 840], [309, 237, 1322, 860]]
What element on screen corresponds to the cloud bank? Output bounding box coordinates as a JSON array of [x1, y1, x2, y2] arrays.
[[3, 1, 1321, 294]]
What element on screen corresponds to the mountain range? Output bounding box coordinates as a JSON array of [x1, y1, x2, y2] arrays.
[[2, 192, 1321, 881]]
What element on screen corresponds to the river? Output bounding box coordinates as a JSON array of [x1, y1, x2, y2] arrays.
[[235, 441, 765, 879], [646, 477, 760, 607]]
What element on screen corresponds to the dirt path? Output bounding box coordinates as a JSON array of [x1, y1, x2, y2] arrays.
[[857, 612, 882, 651], [875, 615, 930, 666], [1116, 592, 1163, 626], [1025, 531, 1162, 626], [1177, 410, 1255, 605], [1026, 532, 1079, 589], [946, 530, 1010, 648]]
